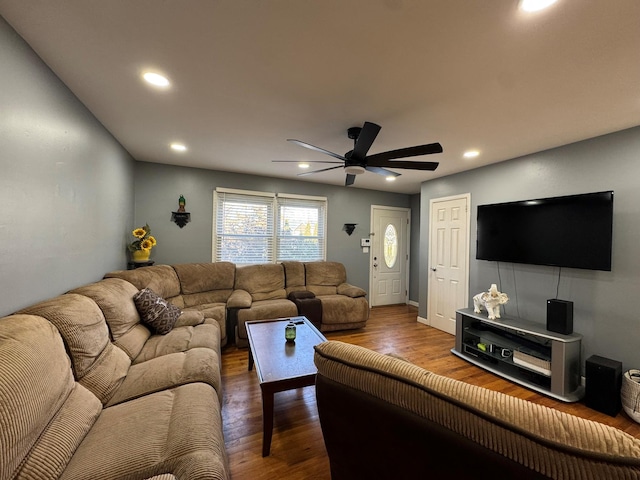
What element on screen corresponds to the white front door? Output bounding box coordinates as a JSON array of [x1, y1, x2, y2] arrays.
[[427, 194, 470, 334], [370, 206, 409, 307]]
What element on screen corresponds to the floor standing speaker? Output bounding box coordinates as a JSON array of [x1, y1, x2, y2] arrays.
[[585, 355, 622, 416], [546, 299, 573, 334]]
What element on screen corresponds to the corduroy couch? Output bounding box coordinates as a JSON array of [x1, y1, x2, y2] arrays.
[[0, 260, 367, 479], [1, 272, 229, 479], [105, 261, 369, 348], [230, 261, 369, 347], [314, 341, 640, 480]]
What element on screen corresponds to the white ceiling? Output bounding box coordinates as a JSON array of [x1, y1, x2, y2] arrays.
[[2, 1, 639, 194]]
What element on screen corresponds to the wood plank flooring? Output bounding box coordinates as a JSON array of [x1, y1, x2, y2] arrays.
[[221, 304, 640, 479]]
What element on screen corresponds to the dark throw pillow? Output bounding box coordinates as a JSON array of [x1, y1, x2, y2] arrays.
[[133, 288, 182, 335]]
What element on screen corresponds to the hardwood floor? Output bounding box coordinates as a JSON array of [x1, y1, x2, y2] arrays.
[[221, 304, 640, 479]]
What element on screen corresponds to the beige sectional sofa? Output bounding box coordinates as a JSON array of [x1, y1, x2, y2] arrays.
[[230, 261, 369, 347], [314, 341, 640, 479], [0, 260, 366, 479], [1, 273, 228, 479], [106, 260, 369, 349]]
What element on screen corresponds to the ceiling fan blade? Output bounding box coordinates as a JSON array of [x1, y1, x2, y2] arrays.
[[272, 160, 343, 164], [366, 143, 443, 162], [365, 166, 401, 177], [297, 165, 344, 177], [345, 174, 356, 186], [351, 122, 381, 160], [367, 159, 439, 171], [287, 139, 347, 161]]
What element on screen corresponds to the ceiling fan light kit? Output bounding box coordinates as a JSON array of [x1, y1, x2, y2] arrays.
[[276, 121, 442, 186], [344, 165, 365, 175]]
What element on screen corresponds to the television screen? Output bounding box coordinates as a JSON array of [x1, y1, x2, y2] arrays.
[[476, 191, 613, 271]]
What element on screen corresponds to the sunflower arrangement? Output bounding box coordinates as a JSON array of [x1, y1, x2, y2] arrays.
[[128, 224, 157, 252]]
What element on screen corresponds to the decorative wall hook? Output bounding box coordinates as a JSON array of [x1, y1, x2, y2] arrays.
[[171, 194, 191, 228], [343, 223, 357, 236]]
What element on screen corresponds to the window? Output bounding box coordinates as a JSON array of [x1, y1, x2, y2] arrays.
[[383, 223, 398, 268], [214, 188, 326, 264]]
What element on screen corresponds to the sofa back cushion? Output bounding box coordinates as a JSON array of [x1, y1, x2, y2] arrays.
[[71, 278, 142, 341], [104, 265, 181, 301], [305, 261, 346, 296], [71, 278, 151, 360], [18, 294, 131, 404], [282, 261, 307, 294], [314, 341, 640, 479], [173, 262, 235, 295], [0, 315, 102, 480], [235, 263, 287, 301]]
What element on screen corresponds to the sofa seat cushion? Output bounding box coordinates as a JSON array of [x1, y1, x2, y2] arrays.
[[315, 341, 640, 479], [60, 383, 229, 480], [183, 303, 226, 323], [106, 347, 222, 406], [133, 322, 221, 364], [316, 295, 369, 326], [1, 315, 102, 480], [236, 299, 298, 339], [17, 294, 131, 404]]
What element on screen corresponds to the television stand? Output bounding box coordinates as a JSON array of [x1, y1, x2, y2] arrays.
[[452, 308, 583, 402]]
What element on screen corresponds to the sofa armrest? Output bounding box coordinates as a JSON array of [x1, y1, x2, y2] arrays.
[[337, 283, 366, 298], [174, 310, 205, 327], [227, 289, 252, 308]]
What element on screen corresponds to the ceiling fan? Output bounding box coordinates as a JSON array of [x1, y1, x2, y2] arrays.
[[274, 121, 442, 186]]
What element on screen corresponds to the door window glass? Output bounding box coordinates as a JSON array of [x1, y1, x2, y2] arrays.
[[384, 224, 398, 268]]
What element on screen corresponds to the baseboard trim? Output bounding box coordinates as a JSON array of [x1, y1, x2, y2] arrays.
[[417, 316, 429, 325], [408, 300, 419, 308]]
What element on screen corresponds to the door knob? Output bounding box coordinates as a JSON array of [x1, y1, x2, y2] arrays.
[[431, 267, 437, 272]]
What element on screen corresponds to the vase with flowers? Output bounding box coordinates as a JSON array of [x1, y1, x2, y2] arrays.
[[128, 224, 157, 262]]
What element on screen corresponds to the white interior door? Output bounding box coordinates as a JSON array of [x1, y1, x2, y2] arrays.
[[427, 194, 470, 334], [370, 206, 409, 307]]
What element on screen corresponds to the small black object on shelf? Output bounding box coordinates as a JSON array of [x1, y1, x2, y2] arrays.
[[127, 261, 154, 270], [171, 194, 191, 228], [343, 223, 357, 236]]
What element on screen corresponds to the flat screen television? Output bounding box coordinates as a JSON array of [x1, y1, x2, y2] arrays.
[[476, 191, 613, 271]]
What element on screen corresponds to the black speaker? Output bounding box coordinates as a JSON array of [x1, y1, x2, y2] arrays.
[[585, 355, 622, 417], [546, 299, 573, 334]]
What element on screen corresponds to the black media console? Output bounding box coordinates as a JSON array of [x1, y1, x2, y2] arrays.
[[452, 308, 584, 402]]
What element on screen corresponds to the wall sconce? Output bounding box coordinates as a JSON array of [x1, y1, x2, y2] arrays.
[[171, 194, 191, 228], [343, 223, 357, 236]]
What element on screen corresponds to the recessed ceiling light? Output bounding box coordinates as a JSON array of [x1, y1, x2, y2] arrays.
[[142, 71, 170, 88], [385, 176, 396, 182], [519, 0, 557, 12], [298, 163, 310, 169], [463, 150, 480, 158], [170, 143, 187, 152]]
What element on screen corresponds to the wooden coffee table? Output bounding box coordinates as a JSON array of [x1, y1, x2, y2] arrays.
[[246, 316, 327, 456]]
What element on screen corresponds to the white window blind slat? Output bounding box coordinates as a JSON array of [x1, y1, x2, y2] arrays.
[[213, 189, 326, 263]]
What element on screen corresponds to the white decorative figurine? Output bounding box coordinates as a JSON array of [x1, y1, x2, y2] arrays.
[[473, 284, 509, 320]]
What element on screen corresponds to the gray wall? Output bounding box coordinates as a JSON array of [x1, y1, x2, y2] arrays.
[[0, 17, 135, 316], [133, 161, 411, 293], [419, 126, 640, 371]]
